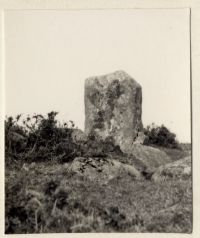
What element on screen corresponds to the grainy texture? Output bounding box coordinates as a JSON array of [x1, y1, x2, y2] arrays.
[[5, 154, 192, 233], [85, 70, 143, 152], [126, 144, 172, 171], [152, 156, 191, 181], [67, 157, 142, 183]]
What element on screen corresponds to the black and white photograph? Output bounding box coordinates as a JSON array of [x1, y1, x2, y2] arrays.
[[3, 8, 192, 234]]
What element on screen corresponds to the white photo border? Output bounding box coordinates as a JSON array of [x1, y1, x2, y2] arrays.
[[0, 1, 200, 237]]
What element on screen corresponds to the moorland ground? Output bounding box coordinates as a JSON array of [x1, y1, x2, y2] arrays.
[[5, 113, 192, 233]]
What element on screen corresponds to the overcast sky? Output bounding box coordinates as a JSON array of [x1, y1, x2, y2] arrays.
[[5, 9, 190, 142]]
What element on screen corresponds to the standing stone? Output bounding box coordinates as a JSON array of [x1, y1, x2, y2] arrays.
[[84, 70, 143, 152]]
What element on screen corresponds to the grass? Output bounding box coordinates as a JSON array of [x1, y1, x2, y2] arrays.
[[4, 113, 192, 233], [5, 156, 192, 233]]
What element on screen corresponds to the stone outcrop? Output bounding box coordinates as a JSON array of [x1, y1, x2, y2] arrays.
[[84, 70, 143, 152]]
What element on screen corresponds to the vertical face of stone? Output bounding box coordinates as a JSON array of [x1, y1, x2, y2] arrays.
[[84, 70, 143, 152]]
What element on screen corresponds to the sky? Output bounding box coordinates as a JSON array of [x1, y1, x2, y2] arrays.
[[4, 9, 191, 142]]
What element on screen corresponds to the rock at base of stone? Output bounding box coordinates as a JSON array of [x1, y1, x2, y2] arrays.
[[152, 156, 191, 182], [125, 144, 172, 171], [84, 70, 143, 152], [66, 157, 142, 183], [71, 129, 87, 144]]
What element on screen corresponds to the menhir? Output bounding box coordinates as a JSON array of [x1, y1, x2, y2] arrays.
[[84, 70, 143, 152]]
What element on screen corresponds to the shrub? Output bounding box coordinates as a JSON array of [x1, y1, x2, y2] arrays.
[[5, 112, 77, 163], [143, 123, 180, 149], [5, 112, 123, 164]]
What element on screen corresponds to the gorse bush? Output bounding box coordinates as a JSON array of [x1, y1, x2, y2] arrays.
[[143, 123, 179, 149], [5, 112, 78, 163]]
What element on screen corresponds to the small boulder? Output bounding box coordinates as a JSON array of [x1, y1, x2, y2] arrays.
[[152, 156, 191, 181], [126, 144, 171, 171], [71, 129, 87, 144], [66, 157, 142, 183], [111, 160, 141, 178]]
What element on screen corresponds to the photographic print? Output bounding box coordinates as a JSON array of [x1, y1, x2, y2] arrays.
[[4, 9, 192, 233]]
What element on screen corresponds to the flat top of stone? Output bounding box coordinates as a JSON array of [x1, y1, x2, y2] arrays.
[[85, 70, 141, 87]]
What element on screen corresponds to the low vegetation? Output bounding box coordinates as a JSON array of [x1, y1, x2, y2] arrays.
[[5, 112, 119, 165], [5, 112, 192, 233], [143, 123, 180, 149]]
